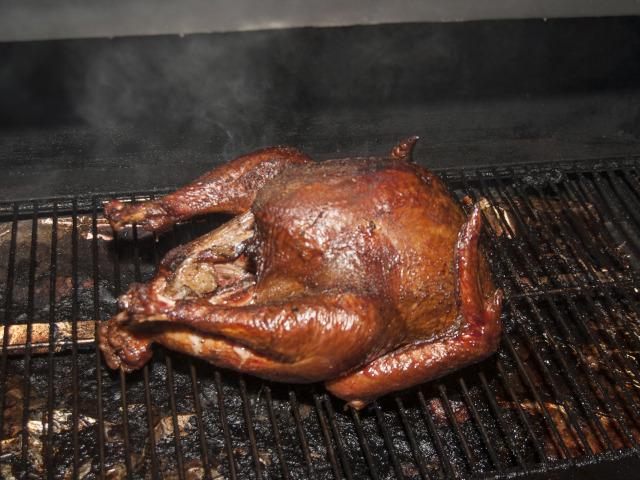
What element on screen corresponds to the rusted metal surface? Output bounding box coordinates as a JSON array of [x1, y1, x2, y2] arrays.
[[0, 321, 96, 355]]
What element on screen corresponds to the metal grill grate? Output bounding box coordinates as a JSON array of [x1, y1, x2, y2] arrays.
[[1, 157, 640, 479]]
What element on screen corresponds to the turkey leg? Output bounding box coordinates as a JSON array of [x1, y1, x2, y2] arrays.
[[97, 277, 256, 373], [325, 205, 502, 409], [104, 146, 313, 232], [113, 288, 396, 383]]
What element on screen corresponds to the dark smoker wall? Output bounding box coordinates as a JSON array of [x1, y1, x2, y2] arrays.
[[1, 17, 640, 201], [2, 0, 639, 42]]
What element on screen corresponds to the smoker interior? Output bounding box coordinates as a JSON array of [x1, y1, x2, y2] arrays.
[[2, 15, 640, 479]]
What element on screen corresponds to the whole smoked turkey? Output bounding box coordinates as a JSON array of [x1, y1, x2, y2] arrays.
[[98, 137, 502, 408]]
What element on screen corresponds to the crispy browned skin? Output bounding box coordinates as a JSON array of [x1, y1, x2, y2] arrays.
[[104, 146, 312, 232], [98, 137, 502, 408]]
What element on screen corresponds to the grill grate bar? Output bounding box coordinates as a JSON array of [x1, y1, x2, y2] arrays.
[[547, 180, 628, 280], [132, 199, 165, 480], [473, 205, 585, 458], [478, 369, 532, 470], [19, 203, 38, 476], [165, 356, 187, 480], [394, 396, 431, 480], [538, 180, 640, 399], [558, 179, 640, 358], [540, 176, 640, 426], [45, 202, 59, 479], [350, 407, 381, 480], [265, 386, 292, 479], [514, 181, 640, 436], [323, 396, 355, 480], [566, 174, 640, 306], [179, 200, 218, 480], [574, 172, 640, 267], [142, 365, 160, 479], [239, 376, 264, 480], [118, 370, 134, 477], [214, 370, 238, 480], [112, 229, 135, 478], [543, 177, 640, 341], [618, 168, 640, 226], [0, 204, 18, 465], [486, 177, 630, 449], [458, 377, 503, 474], [71, 199, 82, 479], [457, 176, 583, 458], [143, 195, 164, 480], [465, 171, 640, 455], [437, 384, 478, 471], [500, 333, 573, 459], [512, 307, 609, 455], [289, 390, 319, 480], [91, 198, 108, 480], [565, 176, 632, 277], [373, 401, 406, 479], [604, 169, 640, 234], [586, 173, 640, 258], [313, 393, 343, 479], [417, 391, 457, 478], [190, 364, 213, 480]]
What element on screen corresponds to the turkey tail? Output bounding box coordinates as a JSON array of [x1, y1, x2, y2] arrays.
[[389, 136, 419, 162], [456, 204, 502, 326]]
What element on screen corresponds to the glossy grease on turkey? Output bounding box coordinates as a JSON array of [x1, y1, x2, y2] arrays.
[[99, 138, 501, 408]]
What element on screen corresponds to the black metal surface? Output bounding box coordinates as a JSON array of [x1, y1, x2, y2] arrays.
[[2, 16, 640, 202], [1, 158, 640, 479]]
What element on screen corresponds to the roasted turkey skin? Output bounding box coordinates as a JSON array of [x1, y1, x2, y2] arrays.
[[99, 137, 502, 408]]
